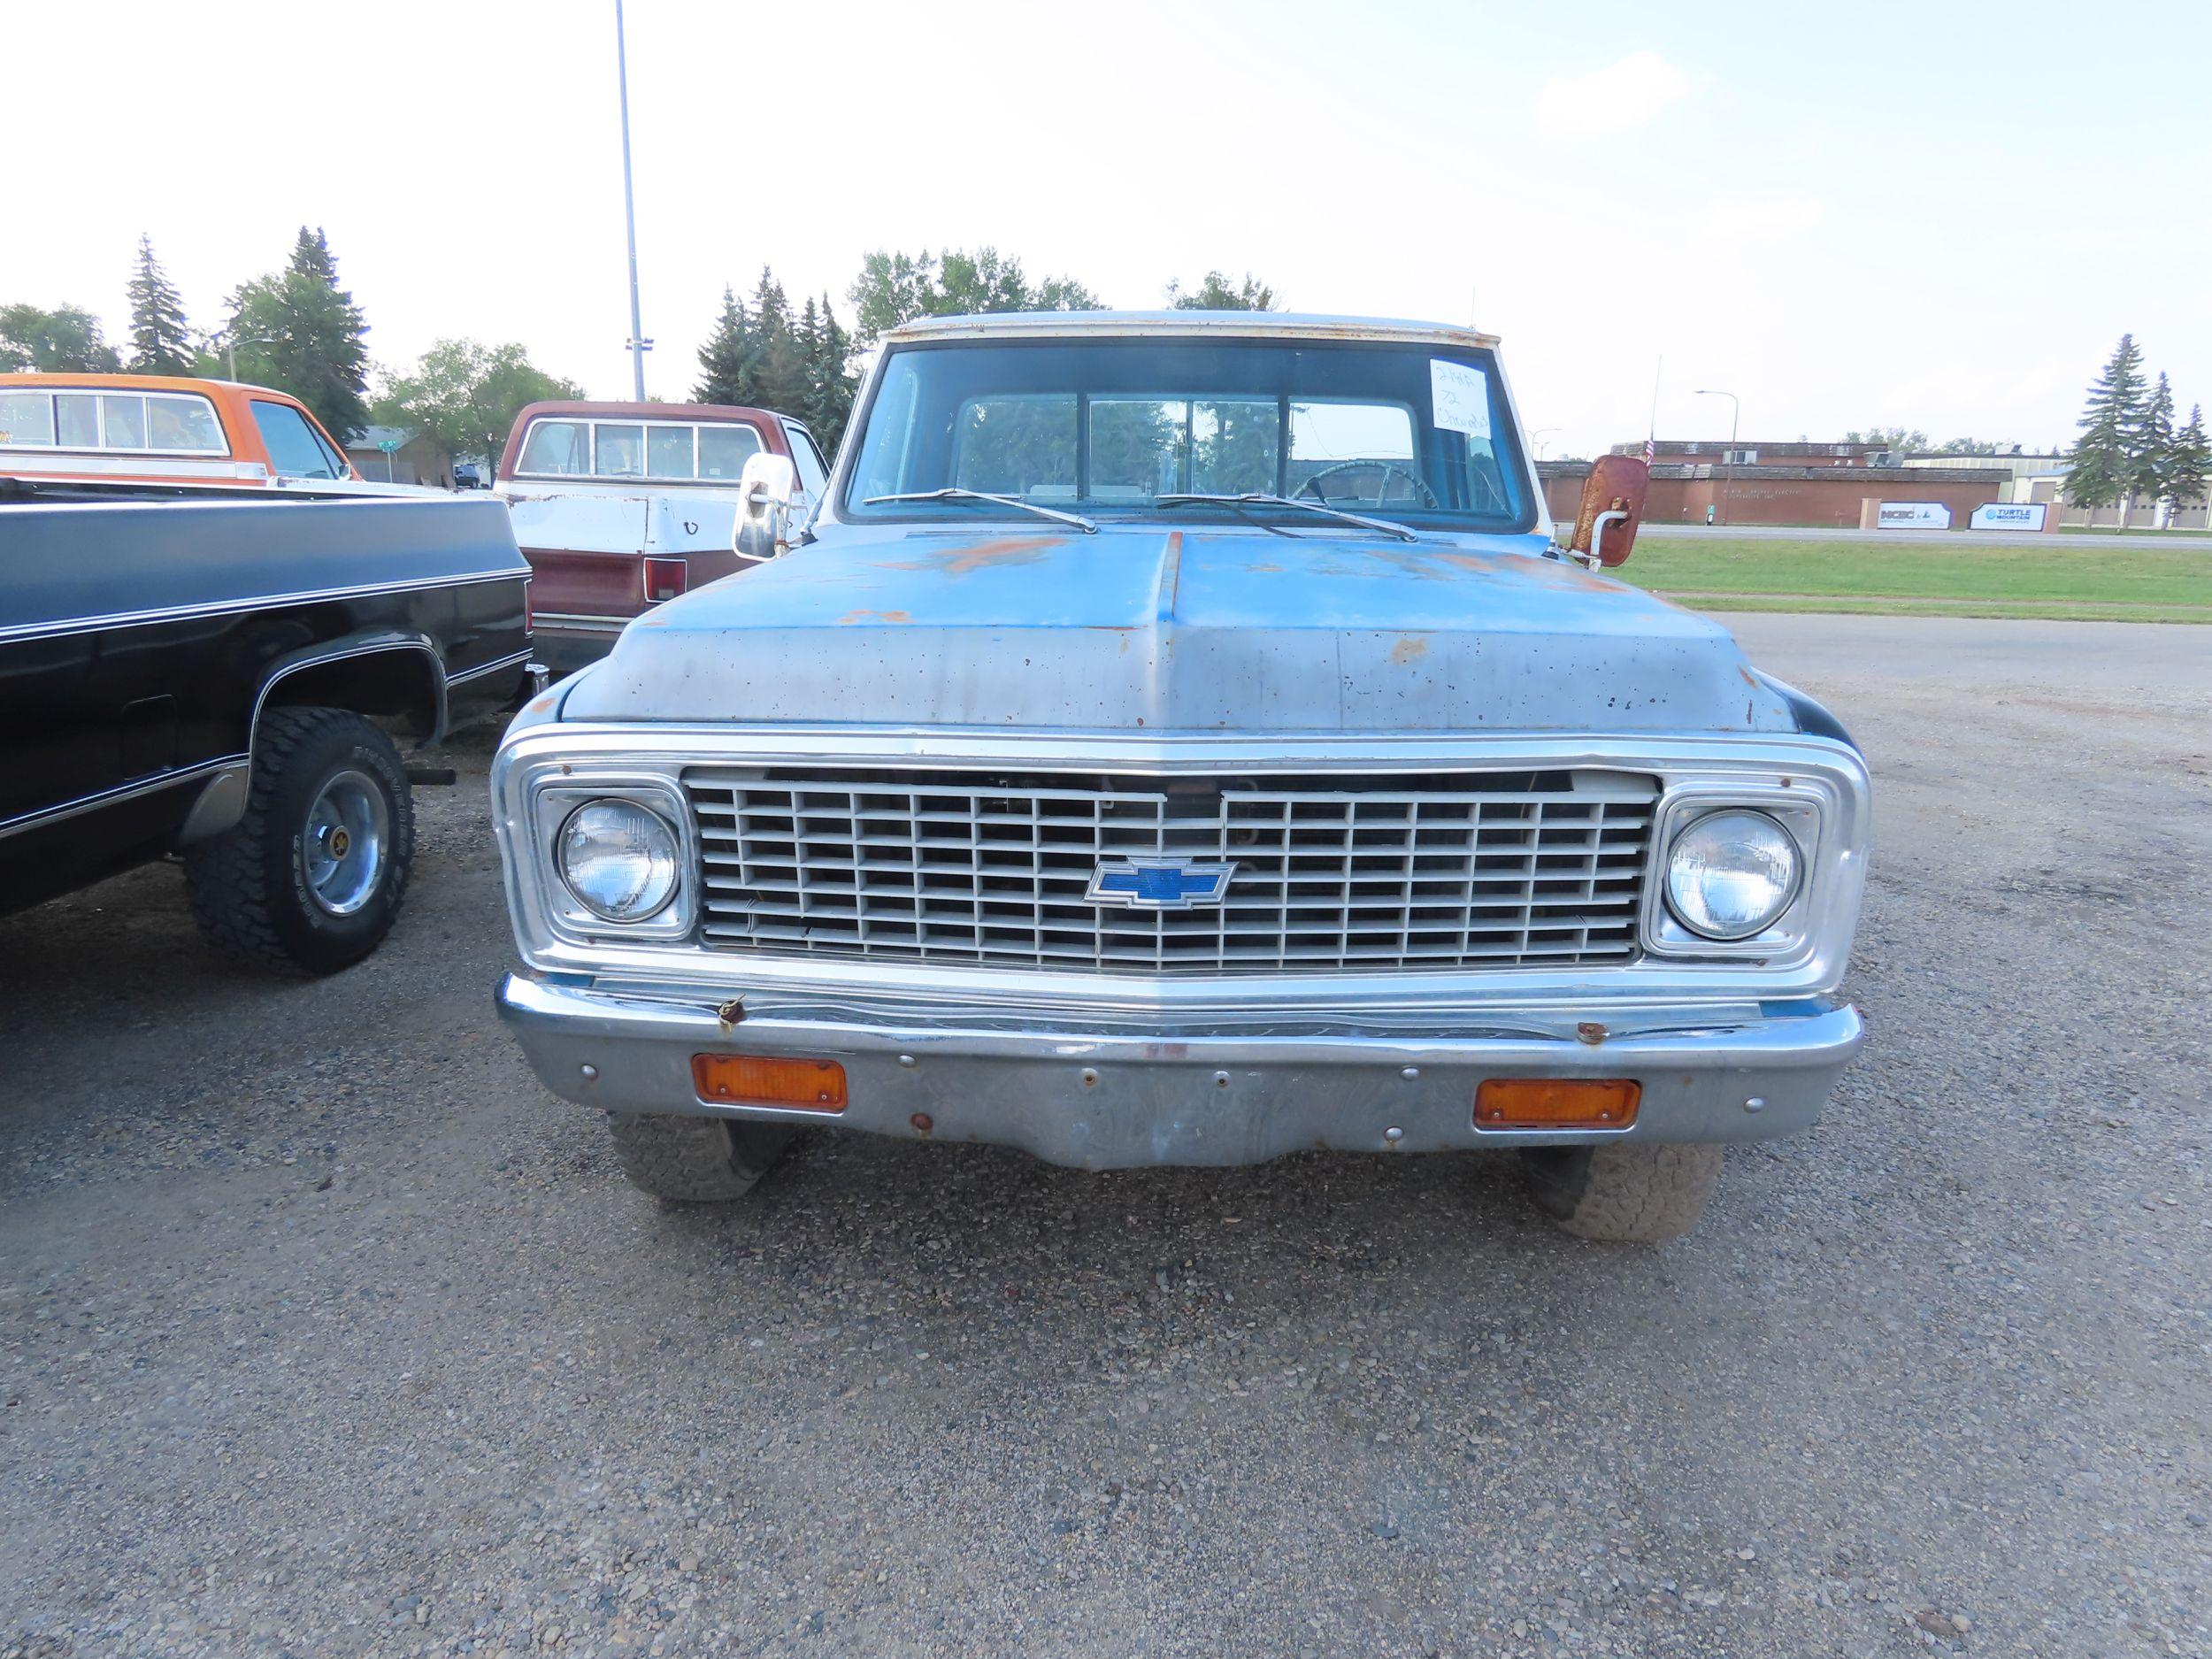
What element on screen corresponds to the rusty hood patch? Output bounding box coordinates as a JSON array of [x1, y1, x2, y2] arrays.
[[561, 524, 1798, 733]]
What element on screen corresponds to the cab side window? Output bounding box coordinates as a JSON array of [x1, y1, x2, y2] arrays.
[[250, 401, 342, 480], [782, 421, 828, 499]]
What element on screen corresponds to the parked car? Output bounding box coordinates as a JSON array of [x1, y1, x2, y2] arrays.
[[490, 311, 1870, 1241], [491, 400, 831, 673], [0, 373, 366, 488], [1, 475, 536, 972]]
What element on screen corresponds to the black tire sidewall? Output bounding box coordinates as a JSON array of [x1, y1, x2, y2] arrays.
[[260, 718, 414, 972], [1517, 1146, 1596, 1220]]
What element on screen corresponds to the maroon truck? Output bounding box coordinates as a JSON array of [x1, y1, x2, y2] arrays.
[[493, 401, 829, 672]]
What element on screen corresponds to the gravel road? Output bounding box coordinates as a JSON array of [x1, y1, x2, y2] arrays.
[[4, 615, 2208, 1658]]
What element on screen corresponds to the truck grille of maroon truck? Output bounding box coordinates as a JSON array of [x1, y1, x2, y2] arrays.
[[683, 765, 1658, 973]]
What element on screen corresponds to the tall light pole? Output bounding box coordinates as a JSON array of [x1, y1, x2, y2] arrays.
[[1694, 388, 1740, 525], [615, 0, 650, 400], [215, 327, 273, 381]]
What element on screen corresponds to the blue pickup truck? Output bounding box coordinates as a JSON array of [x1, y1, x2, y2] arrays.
[[489, 311, 1870, 1240]]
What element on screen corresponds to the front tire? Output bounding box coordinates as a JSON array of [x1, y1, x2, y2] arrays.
[[1520, 1142, 1724, 1243], [606, 1114, 796, 1202], [183, 706, 415, 974]]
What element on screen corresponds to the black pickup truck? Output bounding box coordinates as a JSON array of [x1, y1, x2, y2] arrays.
[[1, 481, 534, 972]]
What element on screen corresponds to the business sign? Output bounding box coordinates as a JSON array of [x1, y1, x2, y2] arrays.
[[1877, 501, 1952, 529], [1970, 502, 2047, 532]]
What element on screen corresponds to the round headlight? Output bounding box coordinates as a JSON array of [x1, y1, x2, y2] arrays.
[[557, 799, 680, 922], [1664, 809, 1801, 941]]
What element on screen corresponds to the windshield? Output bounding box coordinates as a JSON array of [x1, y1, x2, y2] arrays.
[[841, 336, 1531, 531]]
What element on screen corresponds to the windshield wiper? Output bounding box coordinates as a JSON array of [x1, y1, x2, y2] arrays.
[[864, 488, 1098, 534], [1155, 492, 1418, 542]]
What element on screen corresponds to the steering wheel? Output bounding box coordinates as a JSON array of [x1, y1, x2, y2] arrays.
[[1298, 461, 1439, 510]]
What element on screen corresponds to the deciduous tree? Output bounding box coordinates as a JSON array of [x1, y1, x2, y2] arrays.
[[1166, 271, 1279, 311], [848, 247, 1102, 343], [374, 340, 584, 472], [1842, 426, 1929, 453], [0, 303, 121, 373]]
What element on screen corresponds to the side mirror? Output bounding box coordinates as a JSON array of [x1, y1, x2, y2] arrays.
[[733, 452, 799, 563], [1567, 454, 1650, 568]]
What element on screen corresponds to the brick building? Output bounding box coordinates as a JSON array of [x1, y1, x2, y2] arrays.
[[1542, 456, 2011, 529], [1609, 438, 1894, 468]]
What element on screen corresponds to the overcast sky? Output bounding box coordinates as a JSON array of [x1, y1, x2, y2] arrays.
[[12, 0, 2209, 459]]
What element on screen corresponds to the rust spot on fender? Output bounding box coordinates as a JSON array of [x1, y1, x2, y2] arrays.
[[1389, 634, 1430, 665], [1246, 562, 1285, 574], [838, 609, 915, 625], [883, 534, 1066, 575]]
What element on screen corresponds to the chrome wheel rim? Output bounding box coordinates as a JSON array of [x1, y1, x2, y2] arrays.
[[302, 769, 389, 917]]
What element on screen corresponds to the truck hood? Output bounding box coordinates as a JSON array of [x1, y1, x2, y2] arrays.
[[560, 524, 1796, 733]]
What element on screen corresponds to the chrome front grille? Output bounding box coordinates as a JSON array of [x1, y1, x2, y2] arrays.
[[683, 765, 1659, 975]]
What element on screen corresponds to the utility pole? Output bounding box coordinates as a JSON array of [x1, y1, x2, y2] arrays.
[[615, 0, 650, 400], [1694, 388, 1740, 525]]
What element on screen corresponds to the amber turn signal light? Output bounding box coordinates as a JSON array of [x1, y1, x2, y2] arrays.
[[691, 1054, 847, 1113], [1475, 1078, 1640, 1129]]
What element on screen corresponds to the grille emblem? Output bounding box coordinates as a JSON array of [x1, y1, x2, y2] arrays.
[[1086, 858, 1238, 910]]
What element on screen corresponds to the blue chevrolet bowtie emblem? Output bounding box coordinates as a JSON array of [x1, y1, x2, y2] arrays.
[[1086, 858, 1238, 910]]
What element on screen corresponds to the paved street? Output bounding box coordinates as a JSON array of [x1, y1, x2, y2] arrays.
[[3, 615, 2208, 1658]]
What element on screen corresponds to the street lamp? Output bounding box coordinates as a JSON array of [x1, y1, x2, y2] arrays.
[[614, 0, 649, 401], [1694, 388, 1740, 525], [212, 327, 273, 381], [1527, 425, 1562, 461]]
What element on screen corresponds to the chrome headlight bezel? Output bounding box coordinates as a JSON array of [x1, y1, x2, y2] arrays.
[[530, 777, 696, 942], [1640, 783, 1829, 963]]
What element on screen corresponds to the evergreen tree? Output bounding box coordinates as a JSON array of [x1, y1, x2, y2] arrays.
[[126, 234, 193, 374], [804, 292, 856, 455], [744, 265, 808, 412], [693, 286, 752, 403], [225, 227, 372, 441], [2132, 371, 2175, 526], [2067, 334, 2145, 519], [2165, 403, 2210, 517]]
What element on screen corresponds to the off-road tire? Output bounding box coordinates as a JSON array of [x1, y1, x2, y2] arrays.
[[182, 706, 415, 974], [606, 1114, 796, 1202], [1520, 1142, 1724, 1243]]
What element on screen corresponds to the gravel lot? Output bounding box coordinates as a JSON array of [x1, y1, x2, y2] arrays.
[[4, 615, 2208, 1658]]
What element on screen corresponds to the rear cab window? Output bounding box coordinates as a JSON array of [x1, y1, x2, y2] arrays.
[[0, 388, 227, 454], [515, 415, 768, 483], [696, 423, 762, 480]]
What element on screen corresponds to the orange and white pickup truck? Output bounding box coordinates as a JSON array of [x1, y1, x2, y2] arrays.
[[0, 373, 366, 489]]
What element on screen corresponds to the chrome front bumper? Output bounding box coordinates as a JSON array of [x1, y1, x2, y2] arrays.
[[496, 974, 1863, 1171]]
